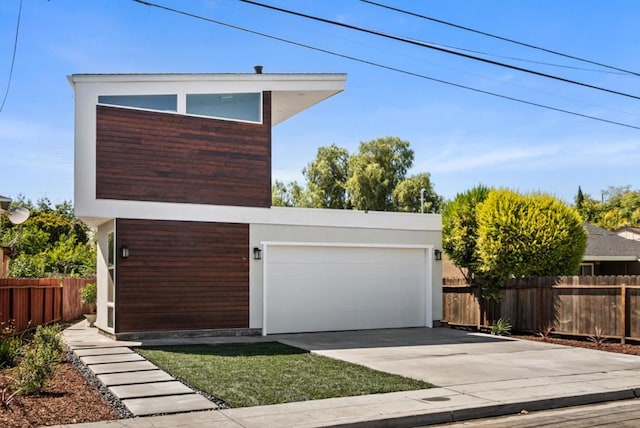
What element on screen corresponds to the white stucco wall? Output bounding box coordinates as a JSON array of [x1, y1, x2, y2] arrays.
[[95, 220, 114, 332]]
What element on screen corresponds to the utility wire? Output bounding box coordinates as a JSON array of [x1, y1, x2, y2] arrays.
[[130, 0, 640, 131], [433, 43, 628, 75], [361, 0, 640, 77], [238, 0, 640, 100], [0, 0, 23, 114]]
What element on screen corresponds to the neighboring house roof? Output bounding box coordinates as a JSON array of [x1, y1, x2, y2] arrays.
[[0, 195, 11, 211], [584, 223, 640, 262], [616, 226, 640, 242]]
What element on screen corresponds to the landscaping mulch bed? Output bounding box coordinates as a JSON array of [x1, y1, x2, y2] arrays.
[[512, 333, 640, 356], [0, 358, 119, 428]]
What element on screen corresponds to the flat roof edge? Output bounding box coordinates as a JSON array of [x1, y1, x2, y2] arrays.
[[68, 73, 348, 84]]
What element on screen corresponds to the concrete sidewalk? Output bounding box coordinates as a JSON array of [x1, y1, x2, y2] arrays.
[[57, 322, 640, 427]]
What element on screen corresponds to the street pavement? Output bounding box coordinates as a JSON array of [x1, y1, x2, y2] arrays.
[[434, 398, 640, 427]]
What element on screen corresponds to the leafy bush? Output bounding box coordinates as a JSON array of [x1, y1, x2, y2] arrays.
[[32, 324, 63, 354], [442, 185, 491, 283], [14, 325, 63, 395], [476, 190, 587, 298], [0, 319, 23, 369], [80, 282, 97, 306]]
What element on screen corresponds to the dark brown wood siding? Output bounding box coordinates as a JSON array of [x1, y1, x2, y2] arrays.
[[96, 91, 271, 207], [114, 219, 249, 333]]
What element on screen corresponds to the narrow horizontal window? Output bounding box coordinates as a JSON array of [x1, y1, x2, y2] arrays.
[[186, 93, 261, 122], [98, 94, 177, 112]]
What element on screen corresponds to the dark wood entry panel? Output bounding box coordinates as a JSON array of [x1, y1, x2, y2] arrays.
[[115, 219, 249, 333]]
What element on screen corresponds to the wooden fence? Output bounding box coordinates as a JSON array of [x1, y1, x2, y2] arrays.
[[0, 278, 94, 332], [442, 276, 640, 344]]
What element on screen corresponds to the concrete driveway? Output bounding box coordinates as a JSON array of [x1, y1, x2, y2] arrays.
[[273, 328, 640, 390]]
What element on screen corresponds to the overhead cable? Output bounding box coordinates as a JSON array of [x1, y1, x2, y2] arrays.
[[131, 0, 640, 131], [238, 0, 640, 100], [0, 0, 23, 114], [361, 0, 640, 77]]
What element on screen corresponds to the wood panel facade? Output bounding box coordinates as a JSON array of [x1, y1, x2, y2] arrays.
[[115, 219, 249, 333], [96, 91, 272, 207]]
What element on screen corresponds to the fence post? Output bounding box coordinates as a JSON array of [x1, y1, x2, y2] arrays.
[[620, 284, 626, 345], [476, 285, 482, 330]]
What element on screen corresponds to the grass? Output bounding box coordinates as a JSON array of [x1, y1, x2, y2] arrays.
[[136, 342, 433, 408]]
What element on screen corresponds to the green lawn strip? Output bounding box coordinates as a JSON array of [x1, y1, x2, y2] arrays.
[[136, 342, 434, 408]]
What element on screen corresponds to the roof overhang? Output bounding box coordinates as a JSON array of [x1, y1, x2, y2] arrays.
[[68, 72, 347, 126], [0, 195, 11, 211], [583, 255, 639, 262]]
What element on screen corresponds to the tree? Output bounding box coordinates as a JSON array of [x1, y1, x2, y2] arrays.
[[345, 137, 414, 211], [302, 144, 350, 209], [392, 173, 442, 213], [0, 198, 95, 278], [442, 185, 491, 282], [599, 186, 640, 229], [573, 185, 640, 229], [575, 186, 584, 211], [476, 190, 587, 297]]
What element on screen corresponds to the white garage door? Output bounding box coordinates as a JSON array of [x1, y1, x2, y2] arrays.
[[263, 243, 431, 335]]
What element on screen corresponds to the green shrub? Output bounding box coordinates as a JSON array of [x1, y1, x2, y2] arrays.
[[80, 282, 97, 306], [15, 325, 63, 395], [32, 324, 63, 354], [0, 319, 23, 369]]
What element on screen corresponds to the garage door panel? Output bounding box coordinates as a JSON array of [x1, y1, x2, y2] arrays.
[[265, 245, 428, 334]]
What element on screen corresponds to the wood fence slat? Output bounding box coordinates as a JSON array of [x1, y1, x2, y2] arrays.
[[442, 275, 640, 341], [0, 277, 94, 333]]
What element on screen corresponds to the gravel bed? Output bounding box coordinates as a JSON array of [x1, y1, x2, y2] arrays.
[[65, 350, 134, 419]]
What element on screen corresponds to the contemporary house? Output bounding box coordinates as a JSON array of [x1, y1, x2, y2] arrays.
[[69, 72, 443, 338], [582, 223, 640, 275]]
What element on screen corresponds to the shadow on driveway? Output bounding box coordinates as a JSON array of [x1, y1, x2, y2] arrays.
[[271, 326, 513, 351]]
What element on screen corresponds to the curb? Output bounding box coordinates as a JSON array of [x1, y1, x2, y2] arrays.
[[332, 389, 639, 428]]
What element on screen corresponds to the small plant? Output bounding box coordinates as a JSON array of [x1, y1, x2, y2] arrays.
[[0, 318, 17, 368], [587, 327, 607, 348], [0, 375, 18, 409], [15, 325, 63, 395], [537, 324, 555, 341], [80, 282, 97, 313], [490, 317, 512, 336]]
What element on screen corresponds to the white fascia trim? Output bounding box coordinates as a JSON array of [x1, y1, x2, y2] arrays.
[[76, 200, 441, 231], [69, 73, 347, 85]]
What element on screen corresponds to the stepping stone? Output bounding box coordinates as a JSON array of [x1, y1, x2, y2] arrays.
[[89, 360, 158, 374], [81, 353, 145, 365], [109, 381, 194, 399], [75, 347, 134, 356], [122, 393, 217, 416], [98, 369, 174, 386]]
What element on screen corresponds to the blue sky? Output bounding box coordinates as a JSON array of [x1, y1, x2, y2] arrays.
[[0, 0, 638, 206]]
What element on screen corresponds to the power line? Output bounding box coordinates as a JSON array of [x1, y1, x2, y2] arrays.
[[238, 0, 640, 100], [0, 0, 23, 114], [432, 43, 628, 75], [361, 0, 640, 78], [130, 0, 640, 131]]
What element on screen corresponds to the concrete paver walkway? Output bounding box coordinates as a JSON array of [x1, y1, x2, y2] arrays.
[[64, 322, 217, 417], [59, 322, 640, 427]]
